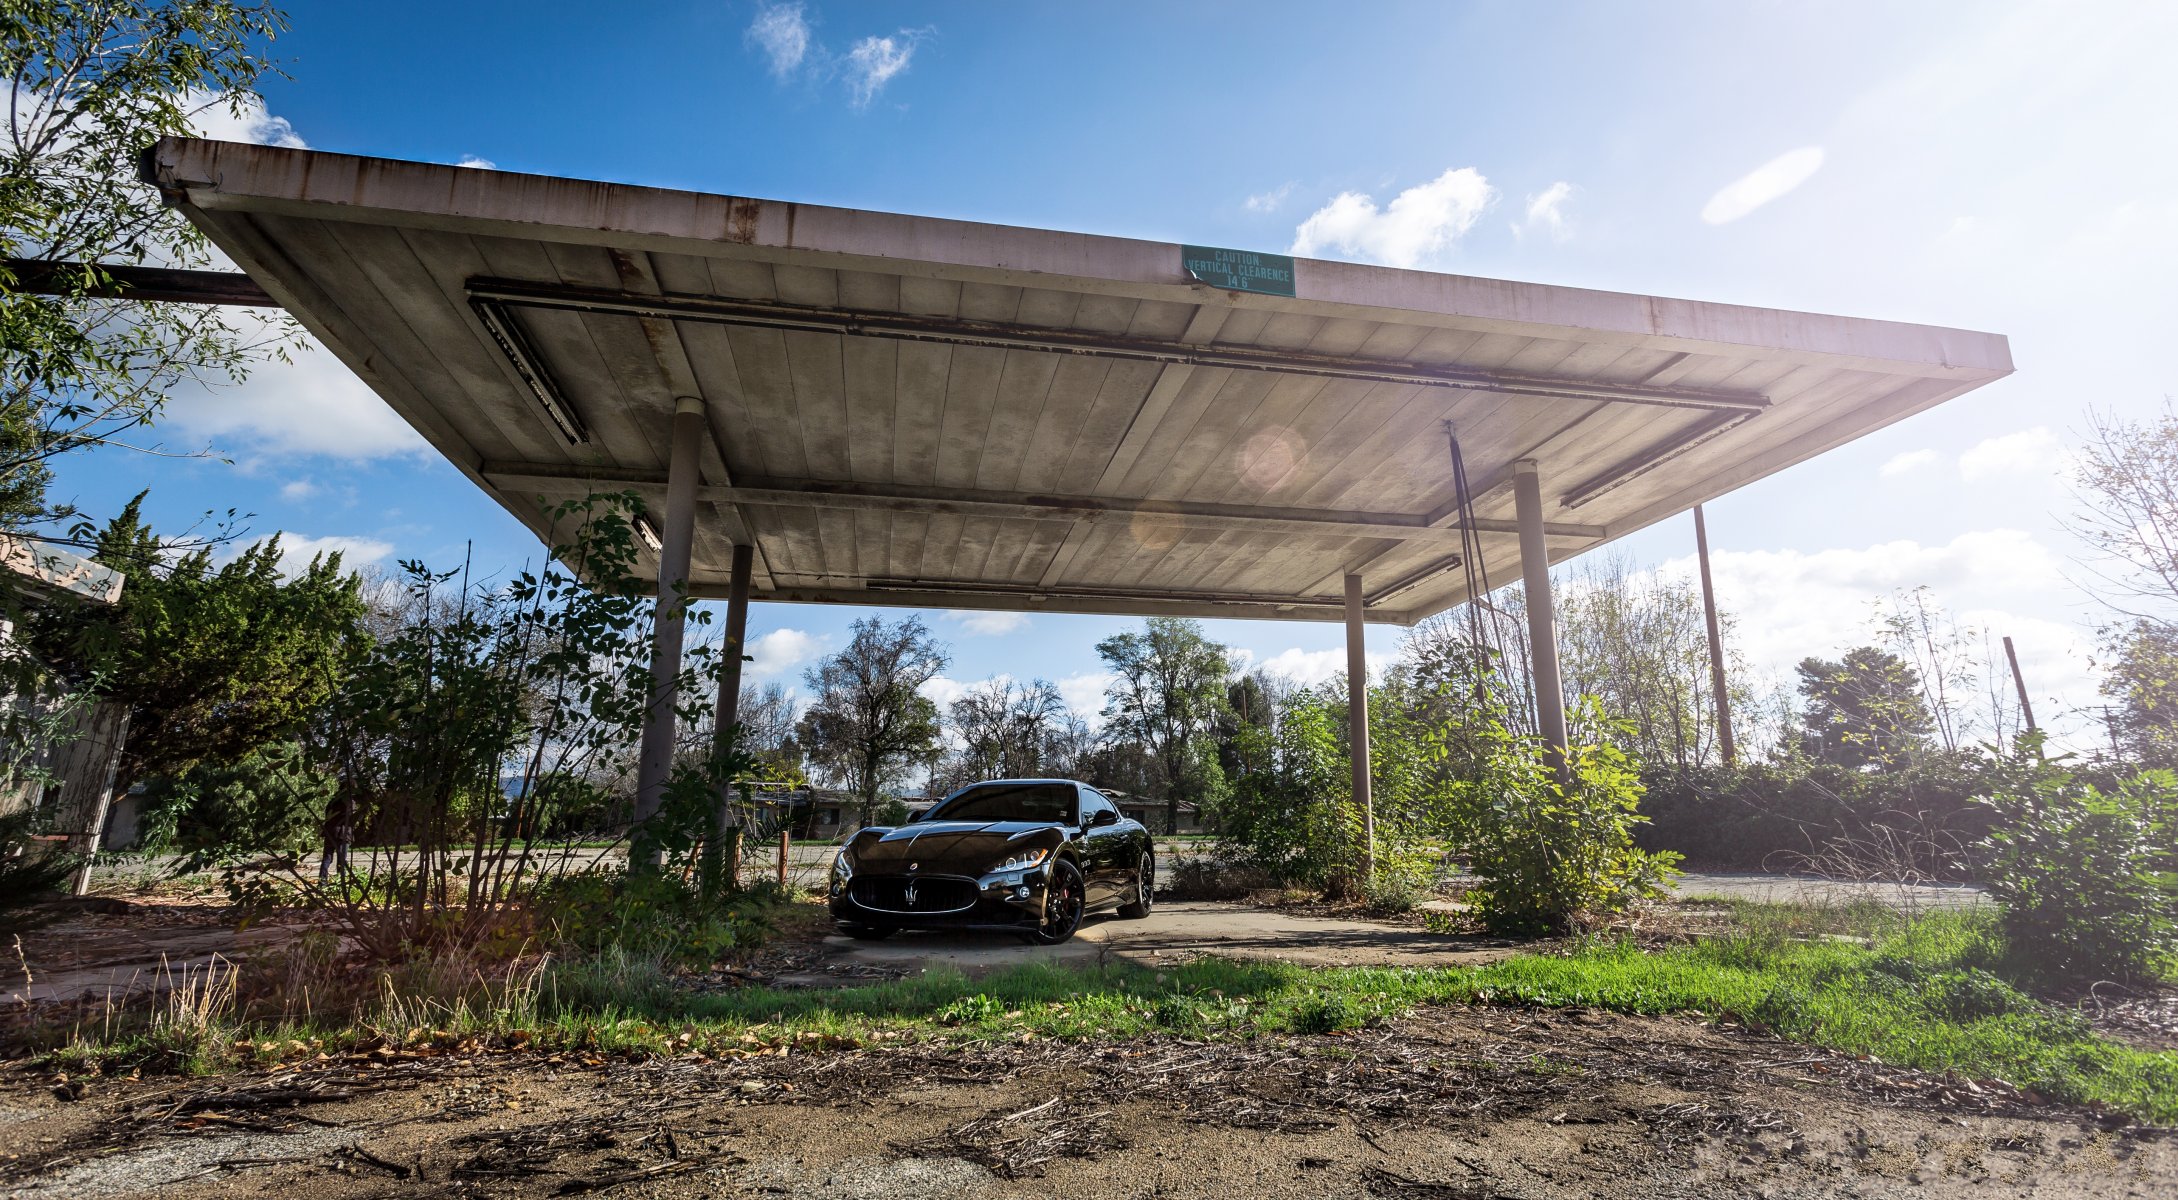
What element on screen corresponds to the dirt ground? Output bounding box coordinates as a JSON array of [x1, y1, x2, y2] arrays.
[[2, 1005, 2170, 1199]]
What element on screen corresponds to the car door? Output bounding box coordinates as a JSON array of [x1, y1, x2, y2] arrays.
[[1077, 786, 1127, 907]]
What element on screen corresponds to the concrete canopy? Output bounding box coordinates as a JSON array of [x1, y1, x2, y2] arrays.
[[146, 138, 2011, 625]]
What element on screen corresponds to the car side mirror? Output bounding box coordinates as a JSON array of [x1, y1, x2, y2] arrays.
[[1090, 809, 1119, 827]]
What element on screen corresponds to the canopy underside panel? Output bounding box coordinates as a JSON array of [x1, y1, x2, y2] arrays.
[[152, 139, 2011, 624]]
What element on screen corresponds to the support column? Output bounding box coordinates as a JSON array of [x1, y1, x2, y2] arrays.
[[1344, 573, 1375, 883], [710, 543, 755, 880], [1512, 460, 1569, 763], [632, 396, 706, 869], [1694, 504, 1736, 765]]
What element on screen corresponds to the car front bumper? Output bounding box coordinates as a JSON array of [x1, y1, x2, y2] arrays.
[[828, 864, 1049, 928]]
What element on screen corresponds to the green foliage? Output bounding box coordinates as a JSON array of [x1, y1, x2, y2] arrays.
[[936, 992, 1005, 1026], [1287, 993, 1371, 1034], [796, 614, 948, 820], [535, 871, 766, 972], [1, 1, 290, 530], [1210, 690, 1350, 887], [1097, 617, 1232, 834], [138, 740, 334, 863], [1977, 747, 2177, 982], [1461, 701, 1680, 936], [0, 809, 77, 916], [192, 494, 729, 961], [874, 797, 909, 826], [25, 494, 366, 793], [2101, 619, 2178, 771], [1797, 647, 1937, 768], [1637, 750, 1995, 873]]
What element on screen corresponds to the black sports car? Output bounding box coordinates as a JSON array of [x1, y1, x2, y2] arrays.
[[827, 779, 1155, 944]]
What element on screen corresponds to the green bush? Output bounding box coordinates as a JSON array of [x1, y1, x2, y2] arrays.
[[0, 810, 77, 917], [1977, 754, 2177, 983], [138, 741, 335, 863], [1287, 993, 1370, 1034], [535, 871, 768, 971], [1462, 701, 1681, 936], [936, 993, 1003, 1026]]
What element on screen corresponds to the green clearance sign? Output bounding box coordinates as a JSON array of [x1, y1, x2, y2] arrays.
[[1181, 244, 1297, 297]]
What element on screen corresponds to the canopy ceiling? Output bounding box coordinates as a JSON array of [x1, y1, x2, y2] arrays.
[[146, 138, 2012, 624]]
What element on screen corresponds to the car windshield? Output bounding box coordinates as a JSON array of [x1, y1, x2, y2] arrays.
[[927, 783, 1075, 824]]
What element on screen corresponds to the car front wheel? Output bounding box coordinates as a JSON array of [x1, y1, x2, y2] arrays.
[[1117, 853, 1154, 919], [1028, 859, 1086, 945]]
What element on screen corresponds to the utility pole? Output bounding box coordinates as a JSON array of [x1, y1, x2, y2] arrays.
[[1693, 505, 1736, 766], [2003, 635, 2037, 734]]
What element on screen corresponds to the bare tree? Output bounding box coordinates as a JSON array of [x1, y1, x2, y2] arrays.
[[2067, 402, 2178, 622], [941, 677, 1076, 790]]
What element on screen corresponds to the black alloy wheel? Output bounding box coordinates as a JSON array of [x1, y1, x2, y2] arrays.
[[1117, 853, 1154, 919], [1029, 859, 1086, 945]]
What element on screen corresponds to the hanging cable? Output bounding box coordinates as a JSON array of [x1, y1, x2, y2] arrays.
[[1444, 422, 1499, 653]]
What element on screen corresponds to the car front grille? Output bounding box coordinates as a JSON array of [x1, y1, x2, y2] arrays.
[[848, 874, 979, 914]]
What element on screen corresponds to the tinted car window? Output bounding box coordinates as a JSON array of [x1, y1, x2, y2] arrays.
[[928, 782, 1076, 824], [1080, 789, 1118, 824]]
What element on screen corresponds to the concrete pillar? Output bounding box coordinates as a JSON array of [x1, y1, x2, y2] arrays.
[[711, 542, 754, 845], [632, 396, 706, 868], [1344, 573, 1375, 882], [1512, 459, 1569, 762]]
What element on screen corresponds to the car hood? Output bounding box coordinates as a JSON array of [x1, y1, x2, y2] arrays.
[[844, 821, 1064, 874]]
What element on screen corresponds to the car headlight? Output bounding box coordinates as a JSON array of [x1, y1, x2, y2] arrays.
[[990, 847, 1051, 874], [832, 853, 852, 880]]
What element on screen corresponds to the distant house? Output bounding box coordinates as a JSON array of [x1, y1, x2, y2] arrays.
[[1, 537, 129, 891], [1108, 792, 1206, 835]]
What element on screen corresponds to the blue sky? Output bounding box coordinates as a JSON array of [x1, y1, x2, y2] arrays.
[[51, 0, 2178, 741]]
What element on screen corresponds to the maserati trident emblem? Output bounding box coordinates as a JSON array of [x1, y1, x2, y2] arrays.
[[904, 881, 920, 907]]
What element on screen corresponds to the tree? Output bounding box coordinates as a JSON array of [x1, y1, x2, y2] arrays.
[[23, 493, 365, 792], [2, 1, 291, 533], [944, 676, 1076, 789], [2067, 402, 2178, 619], [1797, 647, 1936, 768], [1556, 557, 1744, 779], [2101, 619, 2178, 770], [1096, 617, 1231, 834], [796, 615, 948, 822]]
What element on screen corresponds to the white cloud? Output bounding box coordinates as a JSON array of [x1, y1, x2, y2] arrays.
[[845, 33, 917, 107], [943, 609, 1029, 636], [161, 319, 427, 460], [1880, 448, 1939, 477], [1248, 646, 1392, 687], [1958, 427, 2059, 482], [1057, 671, 1114, 724], [279, 479, 318, 501], [1514, 181, 1575, 242], [188, 92, 305, 148], [747, 2, 812, 77], [1289, 167, 1496, 268], [746, 628, 826, 680], [455, 155, 495, 169], [919, 674, 973, 710], [1700, 146, 1825, 225], [1243, 182, 1295, 214], [1650, 529, 2089, 732]]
